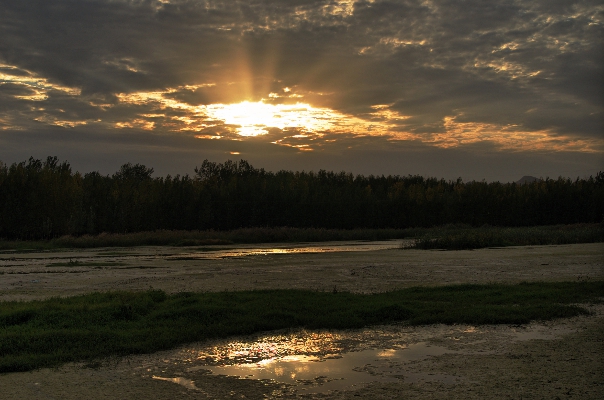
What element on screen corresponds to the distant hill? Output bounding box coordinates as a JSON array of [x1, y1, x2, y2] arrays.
[[516, 176, 541, 184]]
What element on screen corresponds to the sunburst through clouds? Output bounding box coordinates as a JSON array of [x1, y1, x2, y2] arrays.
[[1, 0, 603, 178], [114, 85, 400, 151], [112, 86, 602, 153], [204, 101, 344, 137]]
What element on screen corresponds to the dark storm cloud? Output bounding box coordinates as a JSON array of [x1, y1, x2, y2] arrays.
[[0, 0, 602, 180]]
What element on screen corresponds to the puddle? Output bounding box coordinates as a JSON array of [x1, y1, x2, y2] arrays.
[[146, 322, 577, 394], [152, 340, 459, 394], [202, 343, 457, 393]]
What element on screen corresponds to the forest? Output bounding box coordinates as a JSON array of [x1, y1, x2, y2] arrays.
[[0, 156, 602, 240]]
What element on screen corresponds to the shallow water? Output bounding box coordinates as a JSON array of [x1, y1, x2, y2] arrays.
[[146, 322, 575, 394], [0, 240, 405, 267], [208, 343, 459, 392], [144, 328, 470, 394], [169, 240, 405, 260], [155, 342, 459, 393]]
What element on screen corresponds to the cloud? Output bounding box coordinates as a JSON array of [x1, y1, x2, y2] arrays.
[[0, 0, 602, 180]]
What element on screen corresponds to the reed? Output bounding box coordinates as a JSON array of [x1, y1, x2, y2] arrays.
[[409, 223, 604, 250], [1, 224, 601, 252], [0, 227, 412, 250]]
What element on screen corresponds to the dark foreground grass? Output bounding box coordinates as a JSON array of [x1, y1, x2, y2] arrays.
[[1, 281, 602, 373], [410, 223, 604, 250]]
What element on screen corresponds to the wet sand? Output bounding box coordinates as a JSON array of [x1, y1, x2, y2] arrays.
[[1, 241, 602, 301], [0, 242, 603, 399]]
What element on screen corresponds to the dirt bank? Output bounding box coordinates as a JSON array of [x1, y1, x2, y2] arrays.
[[0, 242, 602, 399]]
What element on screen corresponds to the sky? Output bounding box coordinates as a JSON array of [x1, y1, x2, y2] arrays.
[[1, 0, 603, 182]]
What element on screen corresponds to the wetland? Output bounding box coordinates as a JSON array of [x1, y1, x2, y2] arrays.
[[0, 241, 603, 399]]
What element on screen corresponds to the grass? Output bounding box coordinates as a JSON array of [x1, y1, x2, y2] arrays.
[[1, 281, 602, 373], [409, 223, 604, 250], [0, 224, 602, 251], [0, 227, 414, 251]]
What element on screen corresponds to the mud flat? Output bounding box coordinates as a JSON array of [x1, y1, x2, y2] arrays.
[[0, 241, 602, 301], [0, 242, 602, 399]]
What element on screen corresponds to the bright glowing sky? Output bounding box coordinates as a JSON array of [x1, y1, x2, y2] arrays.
[[0, 0, 602, 181]]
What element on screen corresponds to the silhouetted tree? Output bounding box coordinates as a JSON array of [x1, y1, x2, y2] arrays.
[[0, 157, 602, 239]]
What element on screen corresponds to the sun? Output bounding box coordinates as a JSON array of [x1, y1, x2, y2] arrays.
[[204, 100, 338, 136]]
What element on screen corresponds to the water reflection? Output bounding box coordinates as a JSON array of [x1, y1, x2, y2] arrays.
[[0, 240, 405, 267], [146, 322, 574, 394], [158, 330, 461, 394], [199, 343, 455, 393], [185, 331, 346, 365], [169, 240, 404, 260]]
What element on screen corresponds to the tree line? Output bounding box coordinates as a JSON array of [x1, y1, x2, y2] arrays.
[[0, 157, 602, 240]]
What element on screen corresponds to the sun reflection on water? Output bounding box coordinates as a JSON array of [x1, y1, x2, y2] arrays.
[[190, 336, 457, 393], [191, 331, 344, 365], [167, 240, 403, 261], [141, 322, 571, 394]]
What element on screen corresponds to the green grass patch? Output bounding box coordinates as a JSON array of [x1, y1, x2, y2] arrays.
[[1, 281, 602, 373], [408, 223, 604, 250]]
